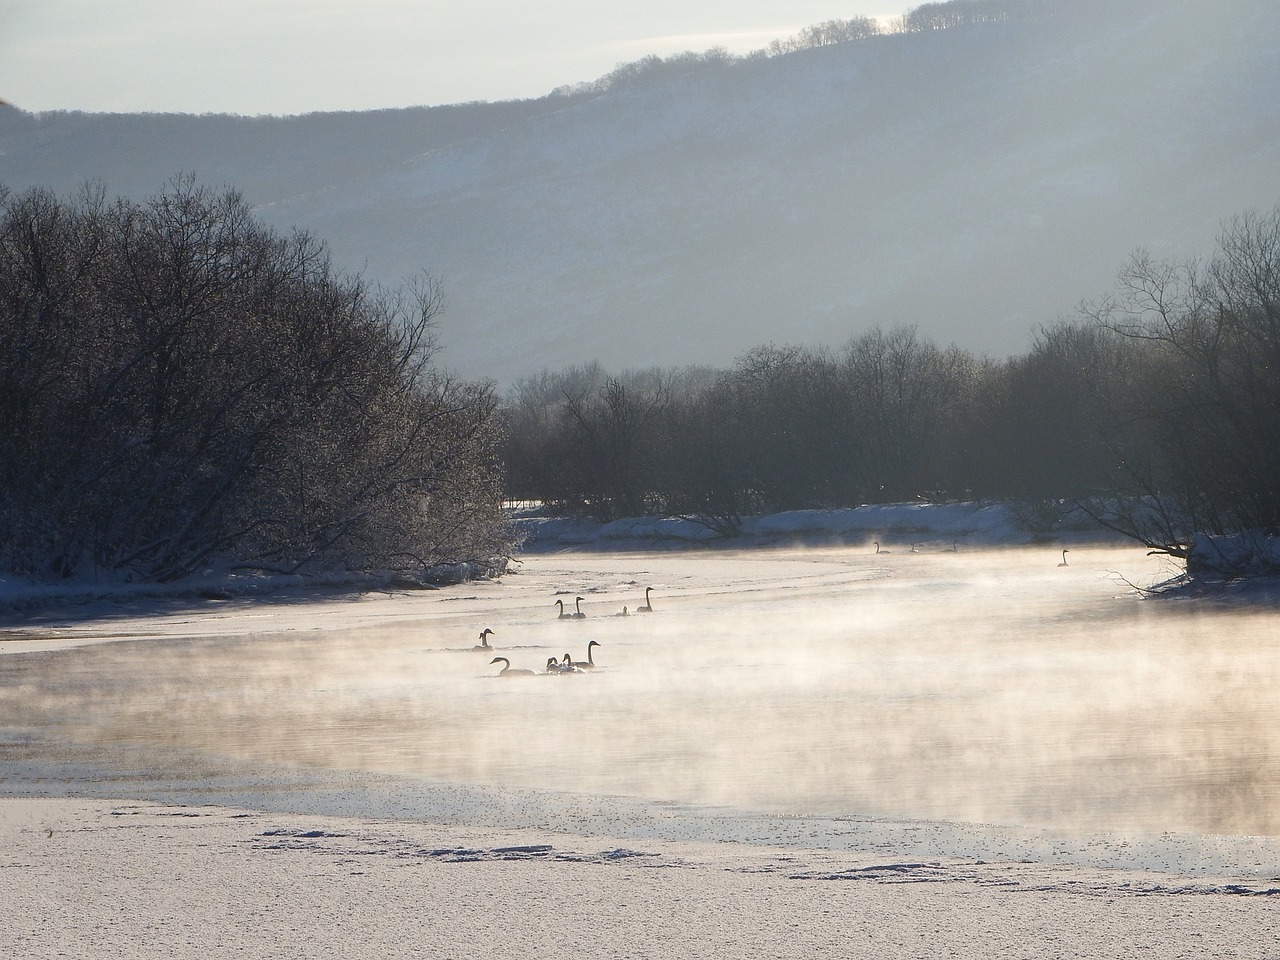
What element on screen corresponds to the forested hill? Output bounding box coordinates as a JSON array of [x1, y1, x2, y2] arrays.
[[2, 0, 1278, 383]]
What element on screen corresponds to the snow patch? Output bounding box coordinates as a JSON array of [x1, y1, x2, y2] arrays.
[[516, 501, 1035, 550]]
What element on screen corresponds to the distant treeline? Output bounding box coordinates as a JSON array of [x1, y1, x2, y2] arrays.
[[555, 0, 1072, 97], [0, 178, 514, 583], [503, 206, 1280, 555]]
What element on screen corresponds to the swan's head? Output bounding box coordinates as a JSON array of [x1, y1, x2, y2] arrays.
[[588, 640, 600, 649], [490, 657, 508, 666], [480, 628, 494, 639]]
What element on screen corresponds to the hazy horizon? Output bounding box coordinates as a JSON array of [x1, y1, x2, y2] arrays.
[[2, 0, 1276, 383], [1, 0, 897, 116]]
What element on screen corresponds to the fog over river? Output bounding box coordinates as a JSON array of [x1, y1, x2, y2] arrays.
[[3, 544, 1278, 875]]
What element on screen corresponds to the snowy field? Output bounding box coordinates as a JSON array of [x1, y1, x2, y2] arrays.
[[3, 509, 1280, 957]]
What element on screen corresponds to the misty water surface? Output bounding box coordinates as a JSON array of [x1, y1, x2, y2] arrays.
[[2, 544, 1278, 837]]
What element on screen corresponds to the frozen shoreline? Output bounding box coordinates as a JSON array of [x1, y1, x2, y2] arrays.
[[0, 500, 1108, 616], [4, 795, 1279, 960], [4, 755, 1279, 880]]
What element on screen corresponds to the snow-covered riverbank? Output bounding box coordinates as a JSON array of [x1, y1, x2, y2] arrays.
[[514, 499, 1105, 549], [1, 500, 1105, 613]]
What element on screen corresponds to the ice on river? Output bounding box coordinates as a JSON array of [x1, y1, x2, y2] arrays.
[[2, 542, 1279, 879]]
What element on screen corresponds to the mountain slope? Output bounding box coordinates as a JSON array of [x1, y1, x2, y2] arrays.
[[2, 0, 1277, 383]]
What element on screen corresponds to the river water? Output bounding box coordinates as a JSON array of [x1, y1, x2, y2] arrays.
[[3, 543, 1279, 868]]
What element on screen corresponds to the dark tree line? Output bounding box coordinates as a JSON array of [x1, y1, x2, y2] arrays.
[[503, 207, 1280, 555], [502, 325, 1120, 528], [553, 0, 1062, 99], [0, 178, 514, 582]]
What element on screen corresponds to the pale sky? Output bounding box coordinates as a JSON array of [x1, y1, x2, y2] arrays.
[[2, 1, 898, 116]]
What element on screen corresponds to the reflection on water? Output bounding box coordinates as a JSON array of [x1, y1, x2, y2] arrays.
[[2, 545, 1278, 836]]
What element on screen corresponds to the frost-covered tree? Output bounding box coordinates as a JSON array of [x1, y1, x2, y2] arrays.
[[767, 17, 882, 55], [0, 177, 514, 582]]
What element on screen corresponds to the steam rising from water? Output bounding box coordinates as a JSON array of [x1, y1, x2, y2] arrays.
[[3, 545, 1278, 836]]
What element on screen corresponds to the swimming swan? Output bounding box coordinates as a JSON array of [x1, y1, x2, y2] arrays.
[[473, 628, 495, 651], [568, 640, 601, 669], [490, 656, 535, 677], [572, 596, 587, 619], [554, 654, 585, 674], [1058, 549, 1070, 567], [874, 541, 890, 554], [546, 656, 579, 674], [554, 599, 573, 620], [636, 587, 654, 613]]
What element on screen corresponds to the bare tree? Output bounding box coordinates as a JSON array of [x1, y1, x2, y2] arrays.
[[1080, 206, 1280, 553], [0, 178, 513, 582]]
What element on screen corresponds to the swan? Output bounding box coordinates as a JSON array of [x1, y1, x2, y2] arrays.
[[572, 596, 587, 619], [568, 640, 601, 669], [874, 541, 890, 554], [614, 606, 630, 617], [472, 628, 495, 651], [1058, 549, 1070, 567], [555, 654, 586, 674], [636, 587, 654, 613], [490, 656, 535, 677], [546, 656, 578, 674], [554, 599, 573, 620]]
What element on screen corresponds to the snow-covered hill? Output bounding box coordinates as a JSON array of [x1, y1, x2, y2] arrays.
[[2, 0, 1277, 383]]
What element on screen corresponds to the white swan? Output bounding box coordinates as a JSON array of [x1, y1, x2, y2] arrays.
[[472, 628, 495, 651], [490, 656, 535, 677], [554, 599, 573, 620], [553, 654, 585, 674], [614, 606, 630, 617], [572, 596, 587, 619], [636, 587, 654, 613]]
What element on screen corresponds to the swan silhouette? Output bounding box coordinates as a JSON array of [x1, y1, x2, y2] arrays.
[[614, 606, 630, 617], [546, 656, 578, 674], [554, 599, 572, 620], [568, 640, 601, 669], [1058, 549, 1070, 567], [472, 628, 495, 651], [874, 541, 890, 554], [572, 596, 587, 619], [636, 587, 654, 613], [490, 656, 535, 677]]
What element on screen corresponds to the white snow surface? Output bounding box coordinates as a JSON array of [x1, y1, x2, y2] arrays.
[[0, 500, 1078, 609], [516, 500, 1032, 550]]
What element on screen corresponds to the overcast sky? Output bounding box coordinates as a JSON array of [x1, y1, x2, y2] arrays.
[[2, 1, 898, 116]]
